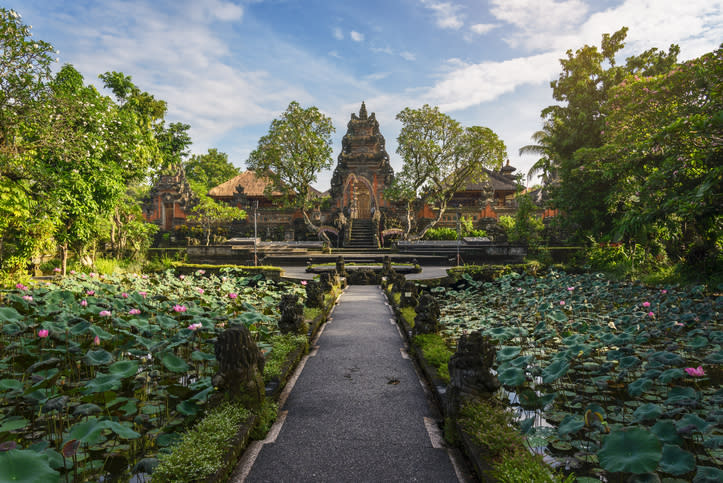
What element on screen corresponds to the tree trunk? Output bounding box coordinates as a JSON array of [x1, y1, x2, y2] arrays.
[[409, 201, 448, 241], [302, 209, 331, 245], [61, 242, 68, 276]]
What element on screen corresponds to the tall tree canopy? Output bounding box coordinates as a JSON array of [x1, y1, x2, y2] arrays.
[[247, 101, 335, 238], [387, 104, 506, 240], [184, 148, 240, 195]]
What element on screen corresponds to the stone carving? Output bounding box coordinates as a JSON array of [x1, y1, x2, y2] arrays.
[[278, 294, 307, 334], [413, 293, 440, 335], [335, 256, 348, 288], [319, 270, 338, 292], [400, 281, 418, 308], [446, 331, 500, 421], [346, 269, 379, 285], [304, 280, 324, 308], [212, 326, 265, 410]]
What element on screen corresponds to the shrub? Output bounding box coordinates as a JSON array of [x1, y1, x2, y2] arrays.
[[413, 333, 453, 382], [152, 403, 250, 482], [250, 400, 279, 440], [263, 334, 308, 382], [400, 306, 416, 327]]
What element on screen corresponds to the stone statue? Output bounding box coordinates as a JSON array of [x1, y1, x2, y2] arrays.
[[278, 294, 307, 334], [304, 280, 324, 308], [400, 281, 419, 308], [413, 293, 440, 335], [212, 326, 265, 410]]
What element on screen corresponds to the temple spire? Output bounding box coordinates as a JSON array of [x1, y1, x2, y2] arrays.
[[359, 101, 367, 120]]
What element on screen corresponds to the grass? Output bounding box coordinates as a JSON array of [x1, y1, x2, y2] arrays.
[[399, 306, 416, 327], [263, 333, 308, 382], [152, 403, 251, 482], [303, 306, 322, 320], [250, 399, 279, 440], [413, 333, 453, 383], [458, 400, 572, 483]]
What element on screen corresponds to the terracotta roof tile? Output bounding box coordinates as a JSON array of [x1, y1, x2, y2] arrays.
[[208, 170, 282, 198]]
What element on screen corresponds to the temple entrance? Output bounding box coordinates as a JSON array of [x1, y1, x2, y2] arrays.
[[354, 181, 371, 219]]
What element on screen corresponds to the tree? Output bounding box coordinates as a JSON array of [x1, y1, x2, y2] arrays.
[[519, 123, 557, 184], [187, 195, 246, 246], [247, 101, 335, 240], [156, 121, 192, 173], [184, 148, 240, 194], [387, 105, 506, 239]]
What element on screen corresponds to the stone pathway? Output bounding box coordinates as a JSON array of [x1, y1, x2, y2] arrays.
[[232, 285, 465, 482]]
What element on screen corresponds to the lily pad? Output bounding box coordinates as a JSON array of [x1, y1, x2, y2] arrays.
[[658, 368, 685, 384], [497, 366, 526, 386], [0, 417, 29, 433], [73, 403, 102, 417], [542, 359, 569, 384], [598, 428, 662, 474], [558, 414, 584, 437], [0, 449, 60, 482], [497, 346, 521, 362], [693, 466, 723, 483], [633, 403, 662, 424], [666, 386, 700, 405], [108, 360, 139, 379], [0, 379, 24, 393], [651, 420, 682, 445], [161, 353, 189, 373], [659, 444, 695, 476], [628, 378, 653, 397], [83, 374, 122, 394], [84, 349, 114, 366], [176, 400, 199, 416]]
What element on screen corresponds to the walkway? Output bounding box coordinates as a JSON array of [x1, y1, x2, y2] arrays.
[[281, 265, 452, 281], [233, 285, 464, 482]]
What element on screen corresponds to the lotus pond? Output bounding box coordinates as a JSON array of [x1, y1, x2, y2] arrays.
[[435, 271, 722, 481], [0, 269, 304, 481]]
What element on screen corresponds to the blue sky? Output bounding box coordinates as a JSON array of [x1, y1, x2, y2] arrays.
[[8, 0, 722, 189]]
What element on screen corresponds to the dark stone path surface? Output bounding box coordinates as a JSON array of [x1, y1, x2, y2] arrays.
[[241, 285, 460, 482]]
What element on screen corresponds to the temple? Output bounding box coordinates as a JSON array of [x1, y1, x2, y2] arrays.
[[143, 102, 549, 246]]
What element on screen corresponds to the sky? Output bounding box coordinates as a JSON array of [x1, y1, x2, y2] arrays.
[[7, 0, 722, 189]]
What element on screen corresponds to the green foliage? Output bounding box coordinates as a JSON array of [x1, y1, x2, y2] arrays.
[[184, 148, 239, 194], [263, 333, 308, 382], [400, 306, 416, 327], [152, 403, 250, 482], [187, 194, 246, 245], [492, 448, 573, 483], [250, 400, 279, 440], [459, 400, 523, 455], [501, 195, 544, 246], [423, 217, 486, 240], [413, 333, 452, 382], [388, 104, 506, 240]]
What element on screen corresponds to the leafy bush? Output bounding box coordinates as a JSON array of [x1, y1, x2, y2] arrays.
[[263, 333, 308, 382], [152, 403, 250, 482], [423, 227, 459, 240], [400, 306, 416, 327], [250, 400, 279, 440], [413, 333, 453, 382], [492, 447, 573, 483]]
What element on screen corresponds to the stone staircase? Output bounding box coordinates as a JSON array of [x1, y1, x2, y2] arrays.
[[346, 218, 378, 249]]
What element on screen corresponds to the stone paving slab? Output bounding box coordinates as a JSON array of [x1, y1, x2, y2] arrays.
[[239, 285, 461, 482]]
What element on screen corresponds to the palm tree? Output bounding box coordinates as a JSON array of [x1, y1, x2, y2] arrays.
[[519, 125, 557, 184]]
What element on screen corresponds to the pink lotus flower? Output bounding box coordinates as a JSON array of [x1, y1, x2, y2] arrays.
[[674, 321, 684, 327], [121, 292, 128, 298], [660, 289, 667, 294], [197, 288, 204, 295], [16, 283, 28, 291], [559, 300, 565, 306], [138, 291, 147, 298], [22, 295, 33, 302], [53, 267, 61, 273], [70, 270, 76, 275], [173, 304, 187, 313], [86, 290, 95, 296], [567, 287, 575, 291], [642, 301, 651, 308], [38, 329, 49, 338], [301, 280, 307, 286], [685, 366, 705, 377], [129, 308, 141, 315], [93, 335, 101, 345], [197, 270, 205, 275], [99, 310, 112, 317], [187, 323, 202, 331], [89, 272, 96, 278], [648, 311, 655, 317], [228, 293, 238, 299], [80, 299, 88, 307], [179, 275, 185, 280], [222, 276, 228, 281], [142, 274, 149, 279]]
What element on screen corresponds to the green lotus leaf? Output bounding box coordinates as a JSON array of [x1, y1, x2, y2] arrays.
[[633, 403, 662, 423], [651, 420, 682, 445], [42, 395, 69, 413], [156, 433, 181, 447], [83, 374, 121, 394], [237, 311, 266, 325], [704, 435, 723, 448], [658, 368, 685, 384], [155, 315, 178, 330], [648, 351, 683, 366], [84, 349, 114, 366], [43, 448, 72, 470], [0, 379, 24, 393], [0, 307, 22, 323], [506, 354, 534, 368], [546, 310, 568, 323], [119, 400, 137, 416], [619, 355, 641, 369], [104, 420, 141, 439], [704, 351, 723, 364], [2, 323, 23, 336], [190, 386, 215, 402], [687, 335, 708, 349], [73, 403, 102, 416], [191, 350, 216, 362], [519, 416, 535, 434], [0, 449, 60, 483], [0, 417, 29, 433], [628, 378, 653, 397], [557, 414, 584, 437], [693, 466, 723, 483], [132, 458, 159, 475], [483, 327, 516, 341], [598, 428, 662, 474], [497, 346, 521, 362], [676, 413, 709, 433], [659, 444, 695, 476], [176, 399, 199, 416], [161, 353, 189, 373], [542, 359, 569, 384], [69, 320, 91, 335], [497, 366, 526, 386], [68, 418, 107, 445], [108, 360, 139, 379], [627, 474, 661, 483], [666, 386, 700, 405]]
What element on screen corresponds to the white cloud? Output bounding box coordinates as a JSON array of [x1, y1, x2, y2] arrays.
[[371, 46, 394, 55], [365, 72, 390, 81], [208, 0, 243, 21], [333, 27, 343, 40], [328, 50, 341, 58], [350, 30, 364, 42], [400, 51, 416, 61], [469, 23, 497, 35], [420, 0, 465, 30]]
